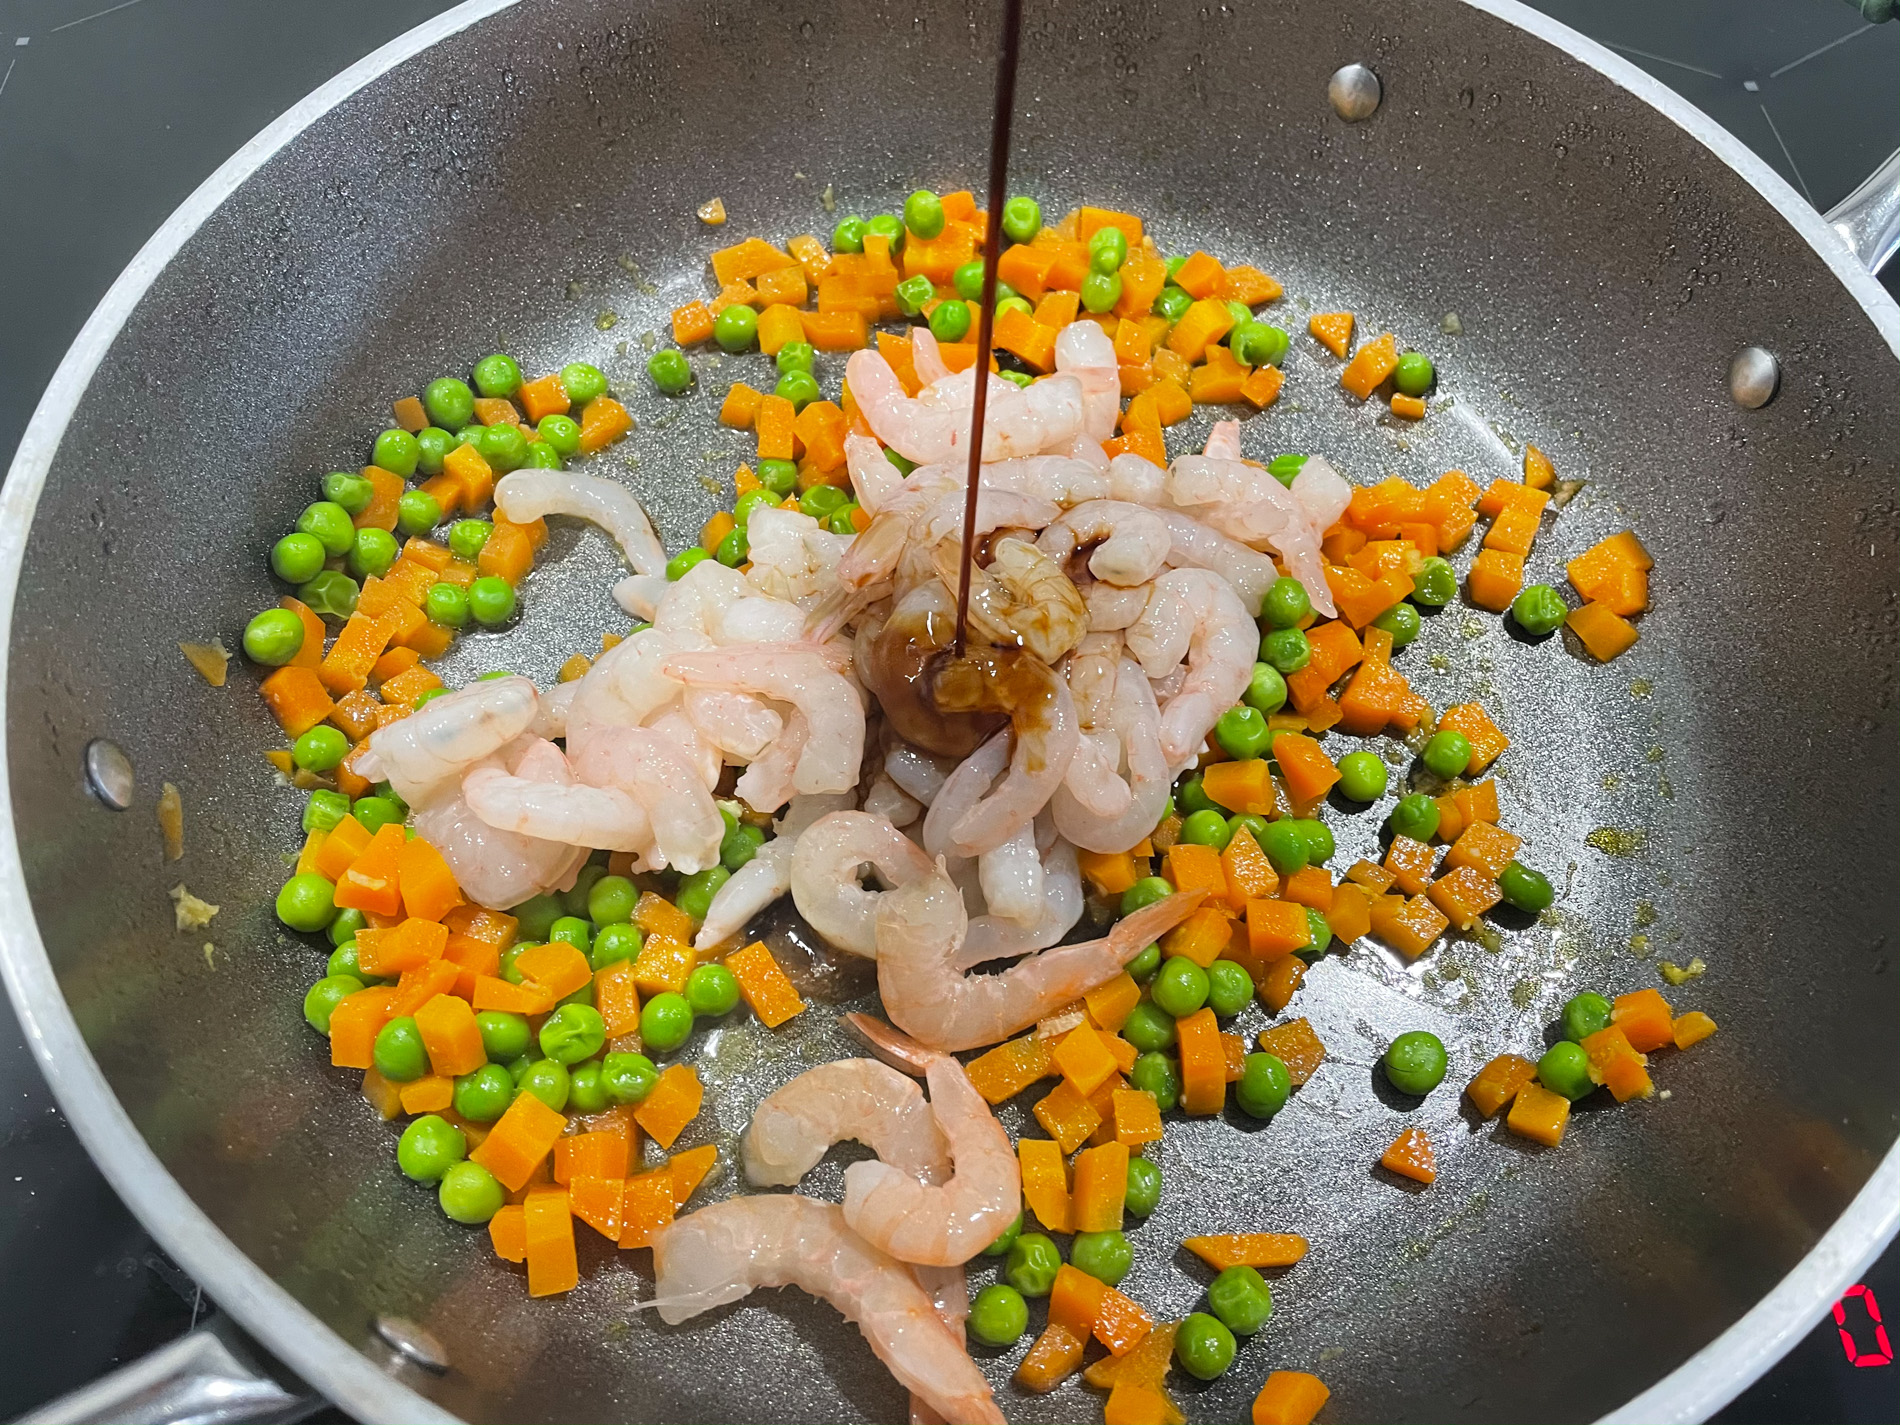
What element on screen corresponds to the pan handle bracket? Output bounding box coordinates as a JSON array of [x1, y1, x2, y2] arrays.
[[1823, 146, 1900, 275]]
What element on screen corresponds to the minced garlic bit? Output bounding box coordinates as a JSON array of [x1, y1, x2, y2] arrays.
[[203, 943, 217, 971], [170, 883, 219, 932], [697, 197, 727, 225], [179, 640, 230, 687], [557, 654, 593, 683], [157, 782, 184, 861], [1658, 957, 1706, 986]]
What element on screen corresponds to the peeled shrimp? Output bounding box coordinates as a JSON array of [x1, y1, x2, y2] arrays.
[[1055, 320, 1121, 441], [1060, 633, 1132, 819], [1291, 454, 1353, 536], [845, 351, 1085, 465], [958, 835, 1084, 968], [923, 651, 1078, 857], [846, 433, 905, 516], [463, 745, 652, 853], [492, 468, 665, 577], [742, 1058, 950, 1187], [1152, 507, 1280, 617], [357, 675, 539, 809], [873, 861, 1204, 1051], [530, 678, 580, 741], [909, 326, 953, 386], [648, 1196, 1004, 1425], [1106, 451, 1167, 505], [412, 740, 587, 908], [743, 506, 853, 607], [790, 810, 936, 957], [883, 740, 955, 806], [1203, 419, 1244, 460], [975, 820, 1042, 927], [916, 488, 1061, 548], [683, 688, 783, 762], [1051, 656, 1172, 854], [1086, 579, 1153, 632], [664, 646, 865, 797], [839, 1014, 1019, 1267], [652, 557, 751, 641], [568, 724, 723, 874], [731, 707, 807, 814], [1037, 499, 1171, 587], [930, 535, 1086, 666], [980, 454, 1110, 507], [1126, 569, 1256, 765], [565, 627, 699, 743], [862, 772, 923, 828], [692, 793, 855, 951], [611, 573, 668, 620]]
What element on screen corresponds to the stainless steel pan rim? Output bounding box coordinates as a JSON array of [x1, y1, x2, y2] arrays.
[[0, 1, 1893, 1421]]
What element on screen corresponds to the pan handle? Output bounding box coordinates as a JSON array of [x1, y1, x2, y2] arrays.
[[1822, 146, 1900, 275], [14, 1320, 316, 1425]]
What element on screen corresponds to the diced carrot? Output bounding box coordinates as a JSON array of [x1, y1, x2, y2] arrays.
[[994, 307, 1059, 373], [1308, 311, 1354, 356], [411, 993, 483, 1077], [312, 815, 372, 881], [1070, 1141, 1130, 1232], [968, 1034, 1054, 1104], [1438, 702, 1509, 774], [1112, 1087, 1164, 1147], [475, 520, 535, 586], [723, 940, 804, 1027], [552, 1130, 631, 1185], [1428, 865, 1502, 931], [1188, 344, 1249, 404], [1271, 733, 1339, 805], [1567, 600, 1640, 660], [754, 264, 806, 308], [1163, 907, 1235, 970], [1201, 758, 1273, 816], [1465, 1053, 1538, 1118], [709, 236, 793, 285], [1076, 206, 1144, 245], [354, 465, 404, 531], [786, 233, 833, 284], [522, 1187, 579, 1297], [1253, 1371, 1331, 1425], [577, 396, 632, 454], [1171, 251, 1226, 299], [1164, 843, 1229, 904], [799, 309, 869, 351], [1281, 866, 1333, 912], [1367, 892, 1449, 959], [1019, 1137, 1072, 1232], [1076, 848, 1139, 897], [793, 399, 847, 473], [1581, 1025, 1654, 1102], [515, 941, 593, 1001], [334, 823, 406, 916], [1165, 299, 1234, 361], [719, 382, 762, 430], [1241, 364, 1285, 409], [1506, 1079, 1571, 1146], [395, 838, 461, 923], [1016, 1322, 1087, 1393], [632, 1063, 702, 1148], [1176, 1007, 1226, 1114], [1182, 1234, 1310, 1270], [1220, 265, 1283, 305], [1672, 1010, 1718, 1049], [517, 372, 569, 421], [259, 665, 335, 737], [1220, 831, 1279, 911], [442, 441, 496, 511], [1033, 1078, 1103, 1153], [1390, 393, 1427, 420], [1467, 547, 1525, 611], [1339, 332, 1399, 399], [469, 1090, 567, 1191], [1083, 973, 1141, 1036], [566, 1174, 624, 1241], [667, 1143, 719, 1208], [754, 393, 796, 462], [1259, 954, 1306, 1013], [1442, 822, 1520, 880], [470, 975, 555, 1015], [1325, 883, 1372, 944], [488, 1202, 527, 1262], [617, 1169, 677, 1249], [672, 301, 716, 345], [278, 596, 326, 671], [1612, 987, 1676, 1052], [749, 302, 802, 356], [1054, 1021, 1122, 1098], [1380, 1126, 1437, 1183], [1246, 898, 1311, 962], [356, 918, 447, 977]]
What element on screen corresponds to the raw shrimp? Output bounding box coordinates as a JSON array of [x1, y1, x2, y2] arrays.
[[647, 1196, 1004, 1425], [845, 432, 905, 516], [743, 506, 853, 606], [839, 1014, 1019, 1267], [492, 468, 665, 577], [930, 535, 1087, 665], [683, 688, 783, 762], [958, 835, 1084, 968], [565, 627, 699, 743], [790, 810, 937, 957], [1037, 499, 1171, 587], [916, 487, 1061, 548], [731, 707, 807, 814], [845, 351, 1085, 464], [1106, 451, 1167, 505], [568, 725, 724, 874], [648, 706, 723, 790], [1052, 656, 1171, 853], [717, 592, 809, 646], [692, 793, 854, 951], [1291, 453, 1353, 535], [610, 573, 668, 620], [923, 650, 1078, 857], [1060, 633, 1133, 819], [981, 454, 1110, 507], [1203, 419, 1244, 460], [413, 740, 587, 908], [976, 820, 1042, 928], [663, 646, 865, 796], [463, 743, 652, 853], [883, 740, 955, 806], [1127, 569, 1256, 764], [1055, 320, 1121, 441], [742, 1058, 950, 1187], [530, 678, 579, 741], [357, 675, 539, 808], [919, 732, 1007, 863], [1086, 579, 1153, 632], [1152, 507, 1279, 616], [872, 862, 1205, 1051], [909, 325, 953, 386], [862, 773, 923, 829]]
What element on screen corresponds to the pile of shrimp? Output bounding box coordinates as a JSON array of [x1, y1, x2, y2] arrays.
[[349, 322, 1352, 1418]]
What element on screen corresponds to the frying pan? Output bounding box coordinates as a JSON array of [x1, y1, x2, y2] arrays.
[[4, 1, 1897, 1421]]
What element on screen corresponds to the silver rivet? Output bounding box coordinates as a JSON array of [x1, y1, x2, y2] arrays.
[[373, 1315, 449, 1373], [1328, 64, 1382, 122], [83, 739, 133, 810], [1728, 346, 1779, 409]]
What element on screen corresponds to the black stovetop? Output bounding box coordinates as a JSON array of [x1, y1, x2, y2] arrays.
[[1, 0, 1896, 1420]]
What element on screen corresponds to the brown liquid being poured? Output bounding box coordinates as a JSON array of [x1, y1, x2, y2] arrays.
[[863, 595, 1003, 757]]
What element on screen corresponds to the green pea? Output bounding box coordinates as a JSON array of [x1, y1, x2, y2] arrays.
[[1152, 956, 1210, 1017], [453, 1064, 515, 1123], [1228, 813, 1271, 849], [1176, 1312, 1237, 1380], [676, 865, 731, 923], [1423, 729, 1472, 779], [302, 974, 363, 1034], [1206, 960, 1255, 1017], [1125, 1156, 1163, 1217], [539, 1003, 606, 1065], [1399, 558, 1453, 610], [424, 377, 475, 429], [564, 1062, 607, 1114], [647, 349, 693, 394], [1499, 861, 1554, 914], [575, 875, 631, 928], [711, 526, 746, 567], [1300, 907, 1334, 961], [589, 923, 642, 972], [641, 992, 694, 1053], [1180, 809, 1233, 851], [438, 1160, 505, 1224], [467, 575, 516, 627], [903, 188, 945, 239], [831, 216, 866, 253], [981, 1210, 1024, 1257], [557, 864, 605, 920], [293, 501, 353, 559], [1121, 1000, 1178, 1054], [1236, 1051, 1291, 1118], [560, 363, 607, 405], [862, 215, 905, 254], [1238, 323, 1290, 367], [1259, 820, 1309, 876], [995, 296, 1034, 323], [347, 527, 397, 581], [929, 299, 972, 343], [373, 1015, 428, 1082], [951, 259, 989, 302], [506, 1054, 534, 1087], [1080, 270, 1123, 314], [1072, 1229, 1133, 1285], [1538, 1040, 1595, 1101], [1215, 705, 1271, 761], [1260, 633, 1312, 687], [324, 909, 367, 950], [1259, 577, 1312, 632], [472, 353, 523, 398], [371, 429, 419, 478], [395, 489, 441, 538], [1292, 819, 1334, 864], [964, 1283, 1026, 1348], [720, 821, 767, 872], [421, 582, 467, 630], [397, 1114, 467, 1183], [1231, 667, 1287, 725], [351, 796, 404, 834], [508, 895, 560, 942], [1005, 1233, 1062, 1296], [439, 523, 489, 566], [1393, 351, 1435, 397], [1330, 750, 1386, 804], [892, 272, 934, 317], [1512, 583, 1568, 637], [799, 483, 849, 519], [1561, 991, 1613, 1043], [1088, 226, 1128, 274], [419, 428, 459, 478], [728, 490, 774, 531], [1130, 1051, 1181, 1112], [478, 422, 530, 474], [1176, 775, 1216, 816], [1389, 793, 1440, 842], [601, 1051, 659, 1104], [1268, 453, 1308, 487], [666, 546, 710, 580], [517, 1058, 570, 1111], [1208, 1265, 1275, 1335], [523, 438, 564, 470], [1374, 601, 1421, 647], [1119, 876, 1175, 918], [1152, 285, 1193, 322], [775, 341, 815, 376], [321, 472, 372, 517], [1126, 942, 1162, 983], [276, 872, 335, 933], [755, 457, 798, 495], [292, 725, 348, 774], [774, 370, 820, 413], [686, 963, 741, 1017], [1383, 1030, 1449, 1095], [545, 917, 589, 958], [476, 1011, 532, 1062], [326, 943, 373, 985], [270, 532, 326, 585], [714, 304, 759, 354], [1001, 195, 1042, 244], [296, 570, 359, 619]]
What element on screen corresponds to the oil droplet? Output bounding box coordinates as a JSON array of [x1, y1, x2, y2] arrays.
[[1461, 618, 1485, 639], [1601, 772, 1621, 789], [1586, 826, 1645, 857], [1630, 678, 1653, 699], [1633, 900, 1657, 928], [1645, 746, 1665, 763], [1428, 653, 1452, 671], [1510, 979, 1538, 1008], [594, 310, 619, 331], [1627, 933, 1651, 957]]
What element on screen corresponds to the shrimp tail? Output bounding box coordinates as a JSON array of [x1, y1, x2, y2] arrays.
[[841, 1012, 933, 1078], [1113, 888, 1208, 955]]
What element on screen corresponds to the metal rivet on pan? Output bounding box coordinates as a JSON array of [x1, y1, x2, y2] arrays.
[[1728, 346, 1779, 409], [83, 739, 133, 810], [1328, 64, 1382, 121], [373, 1315, 449, 1374]]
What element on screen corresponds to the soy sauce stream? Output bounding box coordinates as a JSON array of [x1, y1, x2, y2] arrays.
[[950, 0, 1025, 656]]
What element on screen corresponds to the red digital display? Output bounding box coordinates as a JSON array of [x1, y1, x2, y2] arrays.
[[1833, 1284, 1893, 1369]]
